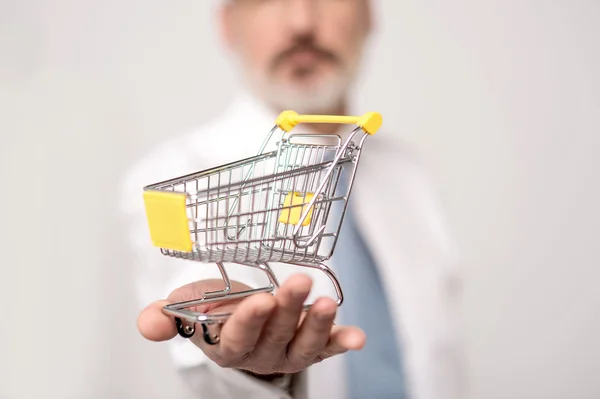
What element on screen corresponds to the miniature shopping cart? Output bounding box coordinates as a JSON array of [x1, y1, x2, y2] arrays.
[[142, 110, 382, 344]]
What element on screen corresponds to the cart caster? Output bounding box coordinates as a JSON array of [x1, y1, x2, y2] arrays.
[[201, 323, 220, 345], [175, 317, 220, 345], [175, 317, 195, 338]]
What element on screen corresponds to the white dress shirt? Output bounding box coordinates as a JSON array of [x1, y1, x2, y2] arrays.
[[118, 90, 466, 399]]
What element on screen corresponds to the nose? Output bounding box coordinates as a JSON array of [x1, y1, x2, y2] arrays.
[[287, 0, 317, 36]]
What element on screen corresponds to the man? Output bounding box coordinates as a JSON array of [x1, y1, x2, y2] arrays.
[[119, 0, 465, 398]]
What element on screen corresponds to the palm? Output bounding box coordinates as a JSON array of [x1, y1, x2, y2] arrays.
[[138, 274, 366, 376]]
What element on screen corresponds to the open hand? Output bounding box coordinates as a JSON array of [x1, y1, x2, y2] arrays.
[[137, 274, 366, 376]]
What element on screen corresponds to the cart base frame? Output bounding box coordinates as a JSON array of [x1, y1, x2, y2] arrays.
[[161, 260, 344, 345]]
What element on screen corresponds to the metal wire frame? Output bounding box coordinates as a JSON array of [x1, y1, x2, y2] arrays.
[[162, 260, 344, 344], [144, 126, 372, 342]]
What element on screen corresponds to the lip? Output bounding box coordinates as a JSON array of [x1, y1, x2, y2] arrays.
[[284, 50, 324, 66]]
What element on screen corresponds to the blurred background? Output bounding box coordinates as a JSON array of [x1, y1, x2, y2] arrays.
[[1, 0, 599, 398]]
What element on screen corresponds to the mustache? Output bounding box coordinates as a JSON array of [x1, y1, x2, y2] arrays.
[[270, 41, 339, 70]]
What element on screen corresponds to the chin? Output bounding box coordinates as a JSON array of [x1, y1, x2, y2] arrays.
[[239, 60, 360, 114], [274, 91, 342, 115], [268, 75, 354, 114]]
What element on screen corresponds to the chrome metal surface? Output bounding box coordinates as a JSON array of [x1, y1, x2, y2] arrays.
[[145, 124, 372, 336]]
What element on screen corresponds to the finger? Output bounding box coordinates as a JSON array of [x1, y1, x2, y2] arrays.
[[314, 325, 367, 363], [167, 279, 253, 314], [287, 297, 338, 364], [137, 300, 178, 342], [254, 274, 312, 354], [218, 293, 276, 363]]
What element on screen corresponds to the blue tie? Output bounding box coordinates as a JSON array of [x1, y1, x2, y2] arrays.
[[330, 161, 406, 399]]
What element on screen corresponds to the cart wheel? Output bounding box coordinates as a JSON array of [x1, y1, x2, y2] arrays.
[[175, 317, 195, 338], [201, 323, 220, 346]]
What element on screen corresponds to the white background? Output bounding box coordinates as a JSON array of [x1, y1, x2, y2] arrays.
[[1, 0, 599, 398]]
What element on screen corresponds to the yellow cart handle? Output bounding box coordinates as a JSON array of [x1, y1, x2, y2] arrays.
[[275, 110, 382, 135]]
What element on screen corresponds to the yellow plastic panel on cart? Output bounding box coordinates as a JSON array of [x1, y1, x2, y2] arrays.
[[279, 192, 315, 226], [143, 190, 193, 253]]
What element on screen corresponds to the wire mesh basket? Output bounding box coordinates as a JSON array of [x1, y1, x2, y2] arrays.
[[142, 110, 382, 343]]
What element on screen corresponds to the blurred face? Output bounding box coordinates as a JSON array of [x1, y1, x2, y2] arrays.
[[220, 0, 372, 114]]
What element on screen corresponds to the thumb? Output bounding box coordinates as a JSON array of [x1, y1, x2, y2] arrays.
[[137, 300, 178, 342]]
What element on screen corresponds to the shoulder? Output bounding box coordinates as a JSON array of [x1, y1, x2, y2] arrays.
[[354, 129, 459, 259], [358, 131, 438, 191], [356, 128, 454, 238], [117, 93, 279, 216], [117, 116, 231, 217]]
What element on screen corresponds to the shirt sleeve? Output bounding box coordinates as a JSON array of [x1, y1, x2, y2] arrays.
[[116, 152, 306, 399]]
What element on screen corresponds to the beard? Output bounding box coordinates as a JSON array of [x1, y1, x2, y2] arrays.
[[232, 46, 364, 115], [247, 70, 356, 115]]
